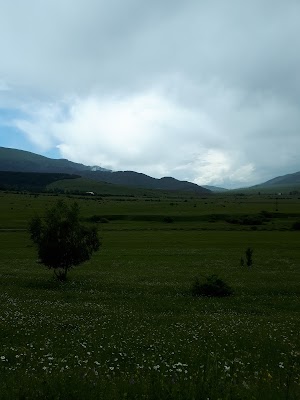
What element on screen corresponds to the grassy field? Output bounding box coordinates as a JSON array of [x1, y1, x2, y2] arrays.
[[0, 190, 299, 399]]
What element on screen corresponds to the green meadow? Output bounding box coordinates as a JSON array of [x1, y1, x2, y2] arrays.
[[0, 190, 299, 399]]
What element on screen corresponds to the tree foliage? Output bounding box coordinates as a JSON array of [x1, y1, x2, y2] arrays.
[[29, 200, 100, 280]]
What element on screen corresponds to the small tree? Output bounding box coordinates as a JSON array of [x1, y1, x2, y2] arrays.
[[29, 200, 101, 281], [240, 247, 254, 268]]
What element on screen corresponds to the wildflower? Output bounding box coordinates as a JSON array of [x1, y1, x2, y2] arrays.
[[267, 372, 272, 380], [242, 381, 249, 389]]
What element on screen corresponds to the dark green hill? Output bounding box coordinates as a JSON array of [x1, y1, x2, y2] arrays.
[[0, 171, 79, 191], [82, 171, 211, 194], [47, 177, 194, 197]]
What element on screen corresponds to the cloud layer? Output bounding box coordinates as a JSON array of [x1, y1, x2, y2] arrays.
[[1, 0, 300, 187]]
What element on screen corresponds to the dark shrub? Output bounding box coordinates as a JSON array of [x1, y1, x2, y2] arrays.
[[241, 215, 264, 225], [99, 217, 110, 223], [226, 214, 267, 226], [292, 221, 300, 230], [88, 215, 102, 223], [245, 247, 254, 268], [163, 216, 174, 223], [88, 215, 110, 223], [191, 275, 233, 297], [260, 210, 273, 219]]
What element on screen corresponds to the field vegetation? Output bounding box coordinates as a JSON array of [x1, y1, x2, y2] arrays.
[[0, 189, 299, 399]]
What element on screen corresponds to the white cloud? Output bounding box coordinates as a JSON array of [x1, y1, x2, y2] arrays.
[[14, 90, 202, 169], [12, 85, 262, 187]]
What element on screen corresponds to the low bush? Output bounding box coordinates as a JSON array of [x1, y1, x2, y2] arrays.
[[191, 275, 234, 297], [226, 213, 271, 226], [292, 221, 300, 230], [88, 215, 110, 223], [260, 210, 273, 219]]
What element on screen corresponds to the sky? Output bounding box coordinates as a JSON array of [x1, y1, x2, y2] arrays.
[[1, 0, 300, 188]]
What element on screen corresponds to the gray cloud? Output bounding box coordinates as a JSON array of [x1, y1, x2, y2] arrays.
[[1, 0, 300, 187]]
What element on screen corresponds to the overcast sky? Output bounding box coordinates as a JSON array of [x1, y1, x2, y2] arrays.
[[1, 0, 300, 188]]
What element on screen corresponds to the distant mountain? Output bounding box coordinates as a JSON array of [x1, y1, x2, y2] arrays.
[[257, 171, 300, 187], [240, 170, 300, 194], [0, 147, 211, 194], [202, 185, 228, 192], [82, 171, 210, 193]]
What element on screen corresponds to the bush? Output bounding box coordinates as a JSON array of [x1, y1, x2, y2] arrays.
[[226, 213, 269, 226], [191, 275, 233, 297], [292, 221, 300, 230], [163, 216, 174, 223], [260, 210, 273, 219], [88, 215, 110, 223], [99, 217, 110, 223]]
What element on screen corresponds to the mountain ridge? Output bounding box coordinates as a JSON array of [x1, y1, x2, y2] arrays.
[[0, 146, 210, 194], [0, 146, 107, 174], [2, 146, 300, 192], [257, 171, 300, 187]]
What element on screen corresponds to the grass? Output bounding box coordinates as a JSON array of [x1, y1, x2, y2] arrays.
[[0, 191, 299, 399]]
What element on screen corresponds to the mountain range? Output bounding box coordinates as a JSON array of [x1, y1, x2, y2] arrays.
[[1, 146, 300, 193], [0, 147, 210, 193]]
